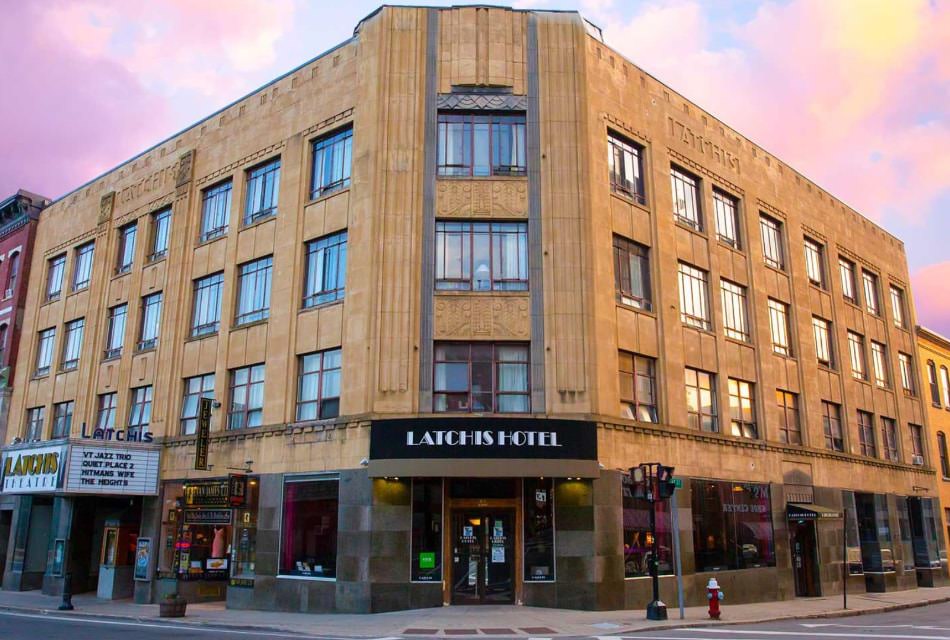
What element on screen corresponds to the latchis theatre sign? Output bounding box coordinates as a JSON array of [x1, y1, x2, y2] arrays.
[[1, 444, 67, 493]]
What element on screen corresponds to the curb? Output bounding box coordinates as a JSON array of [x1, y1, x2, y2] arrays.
[[618, 594, 950, 634]]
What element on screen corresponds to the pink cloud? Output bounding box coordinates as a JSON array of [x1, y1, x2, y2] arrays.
[[913, 262, 950, 335]]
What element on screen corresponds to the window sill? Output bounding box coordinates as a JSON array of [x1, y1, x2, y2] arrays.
[[135, 345, 157, 355], [723, 336, 753, 348], [69, 286, 90, 297], [843, 299, 862, 312], [186, 330, 219, 343], [112, 269, 132, 281], [615, 301, 655, 317], [41, 295, 62, 307], [609, 190, 649, 211], [276, 575, 336, 582], [851, 377, 872, 387], [763, 263, 788, 277], [299, 299, 343, 315], [240, 212, 277, 232], [771, 351, 796, 361], [673, 218, 706, 237], [434, 289, 529, 297], [716, 239, 744, 255], [30, 372, 50, 381], [196, 230, 228, 248], [817, 364, 838, 374], [231, 318, 269, 332], [808, 282, 829, 294], [305, 186, 350, 208], [682, 323, 716, 337], [146, 253, 167, 266], [435, 175, 527, 182]]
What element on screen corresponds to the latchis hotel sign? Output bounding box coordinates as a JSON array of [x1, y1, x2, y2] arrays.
[[0, 440, 160, 496]]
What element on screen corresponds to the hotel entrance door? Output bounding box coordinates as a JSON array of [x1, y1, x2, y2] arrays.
[[451, 510, 515, 604]]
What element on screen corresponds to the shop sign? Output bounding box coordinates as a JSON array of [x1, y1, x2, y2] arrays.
[[1, 443, 67, 493], [64, 445, 160, 495], [229, 577, 254, 588], [370, 418, 598, 461], [80, 422, 154, 443], [184, 509, 232, 525], [228, 474, 247, 507], [184, 480, 230, 507], [194, 398, 212, 471]]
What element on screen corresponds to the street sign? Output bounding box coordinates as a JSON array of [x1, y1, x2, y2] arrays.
[[672, 478, 682, 488], [194, 398, 212, 470]]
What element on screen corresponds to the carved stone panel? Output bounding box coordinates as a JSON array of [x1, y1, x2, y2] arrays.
[[434, 295, 530, 340], [436, 179, 528, 218], [98, 191, 115, 225]]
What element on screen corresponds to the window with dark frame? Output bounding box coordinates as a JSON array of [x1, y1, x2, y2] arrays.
[[862, 270, 880, 316], [72, 241, 95, 291], [618, 350, 658, 423], [612, 235, 651, 310], [804, 238, 826, 288], [858, 410, 877, 458], [848, 331, 867, 381], [607, 131, 645, 204], [96, 392, 117, 430], [670, 166, 701, 230], [759, 214, 785, 270], [871, 341, 889, 388], [433, 342, 529, 413], [890, 285, 906, 329], [46, 254, 66, 300], [52, 401, 73, 439], [839, 257, 858, 304], [691, 480, 775, 572], [412, 478, 444, 582], [728, 378, 757, 439], [60, 318, 84, 371], [304, 231, 347, 308], [311, 127, 353, 199], [235, 256, 273, 326], [105, 304, 127, 360], [25, 407, 45, 441], [713, 189, 740, 248], [128, 386, 153, 434], [767, 299, 792, 356], [910, 424, 924, 463], [812, 316, 835, 368], [0, 324, 7, 365], [941, 366, 950, 407], [200, 180, 232, 242], [938, 432, 950, 477], [138, 292, 162, 351], [678, 262, 711, 330], [927, 360, 941, 406], [5, 252, 19, 295], [192, 272, 223, 337], [296, 348, 341, 421], [776, 390, 801, 445], [244, 157, 281, 225], [899, 352, 916, 395], [279, 476, 339, 578], [228, 364, 265, 430], [437, 112, 526, 177], [720, 279, 750, 341], [115, 222, 137, 275], [822, 401, 844, 452], [35, 328, 55, 376], [435, 222, 528, 292], [181, 374, 215, 436], [149, 207, 171, 261], [881, 417, 900, 462], [685, 367, 718, 432]]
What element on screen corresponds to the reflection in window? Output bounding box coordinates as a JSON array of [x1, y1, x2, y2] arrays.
[[228, 364, 265, 430], [411, 478, 443, 582], [613, 236, 651, 310], [670, 167, 701, 230], [691, 480, 775, 572], [728, 378, 756, 439], [437, 113, 526, 177], [713, 189, 740, 248], [618, 351, 658, 423], [192, 273, 223, 337], [235, 256, 273, 325], [311, 127, 353, 199], [244, 157, 280, 225], [523, 478, 554, 582], [181, 374, 215, 435], [623, 477, 672, 578], [296, 349, 341, 421], [607, 132, 645, 204], [685, 368, 717, 432], [435, 222, 527, 292], [759, 215, 784, 269], [304, 231, 347, 307], [433, 342, 529, 413], [200, 180, 232, 242]]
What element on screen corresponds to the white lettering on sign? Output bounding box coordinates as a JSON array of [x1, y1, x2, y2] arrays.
[[65, 445, 160, 495], [406, 430, 562, 448], [722, 503, 769, 514]]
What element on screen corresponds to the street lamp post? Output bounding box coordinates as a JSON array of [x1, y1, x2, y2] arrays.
[[632, 462, 675, 621]]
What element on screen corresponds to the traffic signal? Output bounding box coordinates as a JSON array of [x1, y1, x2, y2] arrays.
[[629, 466, 647, 499], [657, 465, 676, 499]]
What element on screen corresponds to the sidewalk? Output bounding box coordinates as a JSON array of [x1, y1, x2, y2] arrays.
[[0, 586, 948, 637]]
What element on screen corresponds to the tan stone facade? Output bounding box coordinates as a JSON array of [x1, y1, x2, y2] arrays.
[[3, 5, 946, 612]]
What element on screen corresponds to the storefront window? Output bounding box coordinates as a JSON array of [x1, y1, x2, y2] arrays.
[[621, 474, 671, 578], [280, 476, 339, 578], [909, 497, 943, 568], [411, 478, 442, 582], [854, 492, 894, 572], [843, 491, 863, 574], [691, 480, 775, 572], [232, 478, 259, 584], [896, 498, 915, 571], [524, 478, 555, 582]]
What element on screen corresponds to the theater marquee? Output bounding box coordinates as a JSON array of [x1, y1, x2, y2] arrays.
[[369, 417, 599, 478]]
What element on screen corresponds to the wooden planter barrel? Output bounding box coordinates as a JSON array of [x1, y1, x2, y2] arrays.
[[159, 596, 187, 618]]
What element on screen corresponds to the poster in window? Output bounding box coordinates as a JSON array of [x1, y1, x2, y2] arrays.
[[134, 537, 152, 581], [51, 539, 66, 577]]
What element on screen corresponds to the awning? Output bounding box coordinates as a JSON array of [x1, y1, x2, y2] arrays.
[[786, 503, 842, 520]]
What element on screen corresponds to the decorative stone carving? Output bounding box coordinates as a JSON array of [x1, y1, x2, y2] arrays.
[[98, 191, 115, 225], [434, 295, 530, 340], [437, 93, 527, 111], [176, 149, 195, 188], [436, 180, 528, 218]]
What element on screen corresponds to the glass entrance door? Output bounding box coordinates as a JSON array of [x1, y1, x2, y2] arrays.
[[451, 510, 515, 604]]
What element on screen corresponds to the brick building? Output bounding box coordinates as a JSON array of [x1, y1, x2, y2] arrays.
[[0, 5, 945, 612]]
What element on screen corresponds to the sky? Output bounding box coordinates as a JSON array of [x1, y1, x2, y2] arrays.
[[1, 0, 947, 333]]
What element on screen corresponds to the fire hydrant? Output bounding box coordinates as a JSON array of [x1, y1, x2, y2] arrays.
[[706, 577, 724, 619]]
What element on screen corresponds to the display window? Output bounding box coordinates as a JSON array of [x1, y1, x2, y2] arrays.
[[622, 487, 672, 578], [410, 478, 443, 582], [691, 479, 775, 572], [279, 475, 339, 579], [523, 478, 555, 582]]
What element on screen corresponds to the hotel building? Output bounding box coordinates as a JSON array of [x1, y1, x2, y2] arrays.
[[1, 5, 945, 612]]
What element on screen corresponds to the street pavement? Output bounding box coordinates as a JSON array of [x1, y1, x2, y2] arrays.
[[1, 602, 950, 640]]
